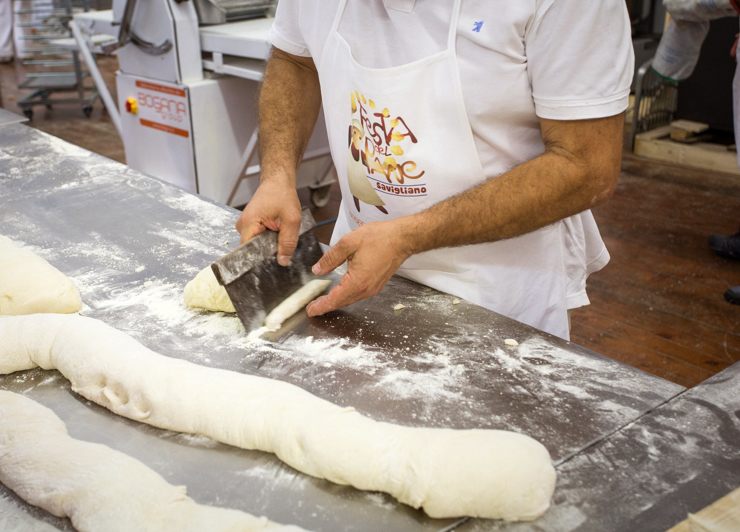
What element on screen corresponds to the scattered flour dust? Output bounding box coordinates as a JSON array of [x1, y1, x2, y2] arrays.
[[79, 276, 248, 356], [268, 336, 381, 369], [234, 463, 307, 489], [160, 192, 237, 230], [37, 130, 92, 158], [175, 433, 220, 449], [249, 334, 468, 404], [376, 366, 465, 402]]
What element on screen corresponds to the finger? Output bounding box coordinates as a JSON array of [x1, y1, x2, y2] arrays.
[[276, 212, 302, 266], [306, 282, 359, 316], [312, 241, 350, 275], [237, 221, 265, 245], [236, 214, 265, 245]]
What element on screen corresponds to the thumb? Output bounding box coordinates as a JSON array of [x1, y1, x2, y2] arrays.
[[312, 241, 350, 275], [276, 212, 302, 266]]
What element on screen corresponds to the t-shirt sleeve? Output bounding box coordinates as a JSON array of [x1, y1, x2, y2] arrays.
[[525, 0, 635, 120], [268, 0, 312, 57]]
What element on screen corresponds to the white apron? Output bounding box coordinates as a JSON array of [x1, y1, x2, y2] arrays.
[[318, 0, 581, 339]]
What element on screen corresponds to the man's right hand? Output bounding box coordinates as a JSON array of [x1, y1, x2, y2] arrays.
[[235, 177, 302, 266]]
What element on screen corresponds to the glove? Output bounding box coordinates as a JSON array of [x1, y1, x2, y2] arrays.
[[652, 18, 710, 81], [664, 0, 739, 22]]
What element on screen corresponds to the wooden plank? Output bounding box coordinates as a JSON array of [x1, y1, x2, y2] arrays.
[[637, 125, 672, 141], [635, 136, 740, 175], [666, 486, 740, 532], [671, 119, 709, 134]]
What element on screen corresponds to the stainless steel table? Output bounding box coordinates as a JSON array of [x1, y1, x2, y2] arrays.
[[0, 108, 28, 127], [457, 361, 740, 532], [0, 123, 686, 532]]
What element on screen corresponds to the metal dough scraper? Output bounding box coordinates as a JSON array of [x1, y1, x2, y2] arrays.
[[211, 208, 324, 332]]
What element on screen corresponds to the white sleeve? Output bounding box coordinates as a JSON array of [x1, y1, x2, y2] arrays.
[[267, 0, 312, 57], [525, 0, 635, 120]]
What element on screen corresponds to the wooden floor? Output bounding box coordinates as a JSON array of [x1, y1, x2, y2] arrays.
[[2, 57, 739, 389]]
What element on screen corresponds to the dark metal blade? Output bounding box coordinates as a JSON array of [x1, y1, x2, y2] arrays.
[[210, 209, 324, 332]]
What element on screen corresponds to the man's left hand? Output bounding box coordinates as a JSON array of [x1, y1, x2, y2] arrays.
[[306, 220, 413, 316]]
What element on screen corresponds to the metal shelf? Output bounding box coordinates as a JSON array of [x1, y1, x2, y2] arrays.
[[15, 0, 98, 120]]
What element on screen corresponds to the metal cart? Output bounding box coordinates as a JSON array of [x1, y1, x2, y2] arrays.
[[630, 57, 679, 150], [15, 0, 98, 119]]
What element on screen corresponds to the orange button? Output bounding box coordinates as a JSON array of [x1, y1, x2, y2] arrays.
[[125, 97, 137, 114]]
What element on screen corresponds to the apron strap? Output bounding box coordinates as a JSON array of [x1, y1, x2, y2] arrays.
[[329, 0, 351, 37], [447, 0, 463, 53]]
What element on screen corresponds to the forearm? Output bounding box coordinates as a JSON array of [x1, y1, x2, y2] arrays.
[[258, 48, 322, 185], [398, 115, 623, 255], [235, 49, 321, 250]]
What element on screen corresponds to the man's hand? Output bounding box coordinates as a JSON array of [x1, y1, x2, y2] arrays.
[[306, 220, 413, 316], [235, 179, 302, 265]]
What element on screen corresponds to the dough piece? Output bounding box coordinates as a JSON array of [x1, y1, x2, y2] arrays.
[[264, 279, 331, 330], [0, 235, 82, 315], [505, 339, 519, 347], [183, 266, 235, 313], [0, 314, 556, 521], [393, 303, 405, 311], [0, 391, 307, 532]]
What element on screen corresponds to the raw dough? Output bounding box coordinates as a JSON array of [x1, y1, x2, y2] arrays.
[[0, 314, 556, 521], [264, 279, 331, 330], [0, 390, 307, 532], [183, 266, 235, 313], [0, 235, 82, 315], [505, 339, 519, 347]]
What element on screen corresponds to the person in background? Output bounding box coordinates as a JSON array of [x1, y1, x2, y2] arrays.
[[653, 0, 740, 306]]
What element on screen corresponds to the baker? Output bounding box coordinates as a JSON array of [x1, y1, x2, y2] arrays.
[[235, 0, 634, 340]]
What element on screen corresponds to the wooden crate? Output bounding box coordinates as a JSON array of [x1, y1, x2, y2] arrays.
[[634, 126, 740, 176]]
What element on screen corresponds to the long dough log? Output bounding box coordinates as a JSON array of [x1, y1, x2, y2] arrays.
[[0, 390, 307, 532], [0, 314, 556, 521]]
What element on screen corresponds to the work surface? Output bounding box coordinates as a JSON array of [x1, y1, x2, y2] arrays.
[[458, 361, 740, 532], [0, 108, 28, 128], [0, 123, 726, 531]]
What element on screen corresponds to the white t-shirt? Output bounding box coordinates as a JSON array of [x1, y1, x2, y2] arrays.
[[268, 0, 634, 337]]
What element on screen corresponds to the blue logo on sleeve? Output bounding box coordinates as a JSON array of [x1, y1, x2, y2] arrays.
[[472, 21, 483, 33]]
